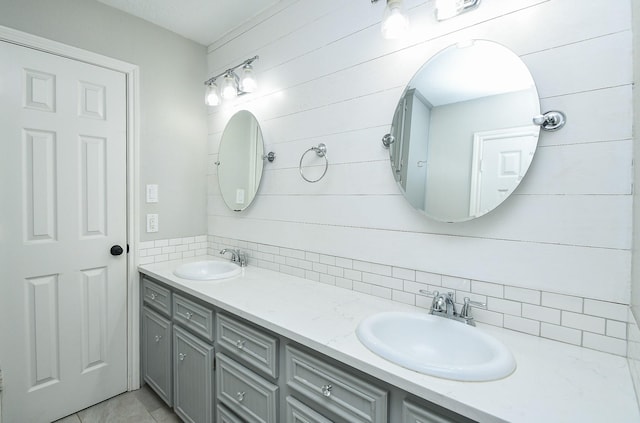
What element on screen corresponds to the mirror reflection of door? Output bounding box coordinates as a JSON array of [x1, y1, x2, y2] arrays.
[[387, 40, 541, 222], [469, 127, 539, 217]]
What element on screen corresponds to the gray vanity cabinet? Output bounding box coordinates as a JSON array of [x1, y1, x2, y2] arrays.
[[286, 396, 334, 423], [173, 325, 215, 423], [285, 345, 388, 423], [142, 306, 172, 406]]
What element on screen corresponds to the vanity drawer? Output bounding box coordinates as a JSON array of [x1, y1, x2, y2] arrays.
[[402, 400, 469, 423], [217, 403, 244, 423], [142, 277, 171, 316], [216, 353, 279, 423], [286, 396, 334, 423], [216, 313, 279, 379], [173, 293, 214, 341], [285, 345, 388, 423]]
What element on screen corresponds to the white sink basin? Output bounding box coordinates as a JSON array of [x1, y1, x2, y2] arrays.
[[173, 260, 241, 281], [356, 311, 516, 381]]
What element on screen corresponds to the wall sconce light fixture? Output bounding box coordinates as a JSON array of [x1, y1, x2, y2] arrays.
[[205, 55, 259, 106], [435, 0, 481, 21], [371, 0, 410, 39]]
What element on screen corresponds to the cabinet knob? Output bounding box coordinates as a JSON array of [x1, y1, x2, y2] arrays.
[[321, 384, 332, 397], [236, 391, 245, 402], [150, 292, 157, 300], [185, 312, 193, 320], [154, 335, 162, 343], [178, 353, 187, 361], [236, 340, 245, 349]]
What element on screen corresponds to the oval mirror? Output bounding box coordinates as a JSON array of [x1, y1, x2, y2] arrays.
[[387, 40, 540, 222], [218, 110, 265, 211]]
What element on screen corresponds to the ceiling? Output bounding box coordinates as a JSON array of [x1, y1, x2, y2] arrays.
[[96, 0, 281, 46]]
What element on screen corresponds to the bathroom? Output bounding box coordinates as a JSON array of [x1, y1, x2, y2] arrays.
[[0, 0, 639, 421]]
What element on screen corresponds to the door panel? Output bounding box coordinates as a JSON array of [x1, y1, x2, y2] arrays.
[[0, 40, 128, 423]]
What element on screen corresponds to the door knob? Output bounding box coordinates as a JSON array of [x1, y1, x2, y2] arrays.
[[110, 245, 124, 256]]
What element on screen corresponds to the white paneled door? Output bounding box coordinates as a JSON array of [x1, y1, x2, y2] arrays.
[[0, 41, 128, 422]]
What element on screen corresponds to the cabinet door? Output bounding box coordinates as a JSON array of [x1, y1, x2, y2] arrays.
[[173, 326, 215, 423], [142, 307, 172, 406]]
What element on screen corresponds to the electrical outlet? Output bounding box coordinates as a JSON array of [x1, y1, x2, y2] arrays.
[[146, 214, 159, 233]]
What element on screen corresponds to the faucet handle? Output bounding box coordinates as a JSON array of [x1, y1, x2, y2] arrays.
[[418, 289, 439, 297], [460, 297, 487, 319]]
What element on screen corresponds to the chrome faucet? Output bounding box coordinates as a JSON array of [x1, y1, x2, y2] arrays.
[[419, 290, 486, 326], [220, 248, 247, 267]]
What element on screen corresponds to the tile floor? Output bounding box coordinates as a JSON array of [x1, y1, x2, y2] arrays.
[[53, 385, 181, 423]]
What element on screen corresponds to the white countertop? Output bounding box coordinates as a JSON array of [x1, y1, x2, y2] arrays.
[[139, 256, 640, 423]]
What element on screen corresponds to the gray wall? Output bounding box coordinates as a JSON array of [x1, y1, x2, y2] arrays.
[[0, 0, 208, 242]]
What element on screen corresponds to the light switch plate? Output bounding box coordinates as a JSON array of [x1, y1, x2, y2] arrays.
[[146, 184, 158, 203], [146, 214, 159, 233]]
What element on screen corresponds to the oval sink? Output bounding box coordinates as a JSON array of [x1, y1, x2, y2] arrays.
[[356, 311, 515, 381], [173, 260, 241, 281]]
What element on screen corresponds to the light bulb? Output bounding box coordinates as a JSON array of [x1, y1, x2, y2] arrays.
[[240, 64, 257, 93], [221, 73, 237, 99], [205, 82, 220, 106], [381, 0, 409, 39], [435, 0, 464, 20]]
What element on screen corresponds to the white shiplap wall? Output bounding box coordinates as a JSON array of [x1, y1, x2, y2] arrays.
[[206, 0, 632, 305]]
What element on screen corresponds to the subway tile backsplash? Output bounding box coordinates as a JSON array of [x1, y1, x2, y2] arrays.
[[138, 234, 630, 358], [206, 235, 631, 358]]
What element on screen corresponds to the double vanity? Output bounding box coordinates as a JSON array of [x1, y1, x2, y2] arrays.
[[139, 256, 639, 423]]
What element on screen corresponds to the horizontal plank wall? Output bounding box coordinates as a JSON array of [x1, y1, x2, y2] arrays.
[[206, 0, 632, 306]]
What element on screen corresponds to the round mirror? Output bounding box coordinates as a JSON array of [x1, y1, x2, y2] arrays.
[[218, 110, 265, 211], [387, 40, 540, 222]]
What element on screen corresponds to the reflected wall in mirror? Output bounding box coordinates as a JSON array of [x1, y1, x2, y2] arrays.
[[218, 110, 265, 211], [388, 40, 540, 222]]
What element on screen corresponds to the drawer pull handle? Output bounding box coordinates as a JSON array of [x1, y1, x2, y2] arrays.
[[185, 312, 193, 320], [321, 384, 332, 397], [154, 335, 162, 343], [150, 292, 157, 300], [236, 391, 245, 402], [178, 353, 187, 361], [236, 340, 245, 349]]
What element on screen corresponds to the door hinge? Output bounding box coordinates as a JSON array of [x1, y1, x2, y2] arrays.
[[213, 356, 216, 371]]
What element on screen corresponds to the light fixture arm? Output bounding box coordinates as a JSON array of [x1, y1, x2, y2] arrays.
[[204, 55, 259, 86]]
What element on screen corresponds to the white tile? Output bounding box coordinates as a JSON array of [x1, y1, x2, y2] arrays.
[[542, 292, 583, 313], [472, 308, 504, 327], [182, 250, 195, 258], [353, 260, 392, 276], [504, 315, 540, 336], [305, 270, 320, 282], [319, 254, 336, 265], [392, 267, 415, 281], [582, 332, 627, 356], [162, 246, 176, 254], [138, 241, 155, 249], [281, 248, 306, 259], [540, 323, 582, 346], [487, 297, 521, 316], [606, 320, 627, 340], [392, 290, 415, 305], [335, 277, 353, 290], [280, 265, 305, 278], [584, 299, 628, 322], [257, 260, 279, 272], [504, 286, 541, 305], [416, 271, 441, 285], [344, 269, 362, 281], [472, 280, 503, 298], [147, 247, 161, 256], [319, 274, 336, 285], [562, 311, 605, 334], [335, 257, 353, 269], [442, 276, 471, 292], [195, 248, 208, 256], [154, 254, 168, 263], [327, 265, 343, 277], [175, 245, 188, 253], [369, 284, 392, 300], [258, 244, 279, 254], [522, 304, 561, 325], [362, 272, 402, 290], [181, 237, 195, 244], [169, 252, 182, 260], [312, 262, 328, 274]]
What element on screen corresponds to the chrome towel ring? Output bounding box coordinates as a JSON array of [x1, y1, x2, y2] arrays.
[[299, 143, 328, 183]]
